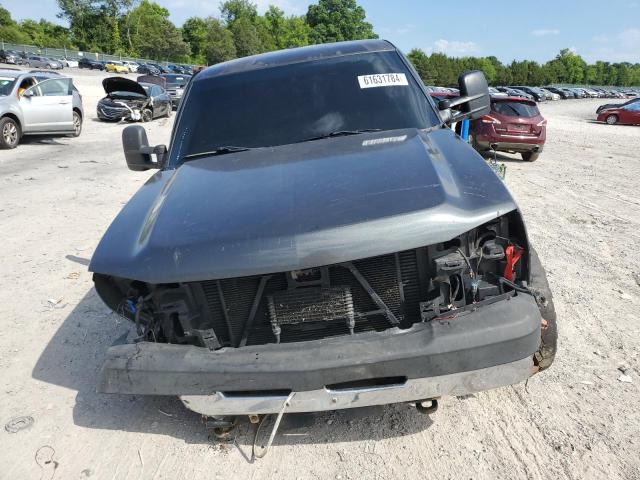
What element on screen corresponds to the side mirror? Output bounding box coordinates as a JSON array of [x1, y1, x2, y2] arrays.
[[122, 125, 166, 171], [21, 89, 34, 98], [439, 70, 490, 124], [458, 70, 490, 120]]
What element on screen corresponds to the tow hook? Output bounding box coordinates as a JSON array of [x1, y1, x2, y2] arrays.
[[203, 416, 237, 440], [415, 398, 439, 414]]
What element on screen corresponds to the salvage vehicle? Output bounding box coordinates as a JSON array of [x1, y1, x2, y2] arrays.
[[543, 87, 573, 99], [78, 57, 104, 70], [597, 101, 640, 125], [96, 76, 171, 122], [136, 63, 160, 75], [161, 73, 191, 108], [0, 70, 77, 148], [510, 86, 546, 102], [596, 96, 640, 114], [470, 96, 546, 161], [25, 56, 63, 70], [496, 87, 535, 101], [0, 49, 23, 64], [122, 60, 139, 72], [90, 40, 557, 429], [60, 57, 79, 68], [105, 61, 130, 74]]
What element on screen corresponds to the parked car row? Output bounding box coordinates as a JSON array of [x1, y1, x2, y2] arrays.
[[0, 64, 193, 149], [77, 58, 194, 75], [427, 83, 638, 104], [0, 50, 194, 74]]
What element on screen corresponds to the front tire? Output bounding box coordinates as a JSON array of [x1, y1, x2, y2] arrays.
[[0, 117, 21, 149], [605, 114, 618, 125], [141, 108, 153, 122], [71, 111, 82, 137], [521, 151, 540, 162]]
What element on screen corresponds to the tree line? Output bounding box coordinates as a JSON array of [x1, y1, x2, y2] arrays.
[[1, 0, 638, 86], [0, 0, 376, 63], [408, 48, 640, 87]]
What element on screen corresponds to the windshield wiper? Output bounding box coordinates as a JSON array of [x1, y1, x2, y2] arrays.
[[299, 128, 382, 143], [182, 146, 252, 161]]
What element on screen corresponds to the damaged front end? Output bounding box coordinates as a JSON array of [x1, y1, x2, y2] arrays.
[[96, 76, 151, 122]]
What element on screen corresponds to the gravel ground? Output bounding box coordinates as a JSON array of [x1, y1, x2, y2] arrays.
[[0, 67, 639, 480]]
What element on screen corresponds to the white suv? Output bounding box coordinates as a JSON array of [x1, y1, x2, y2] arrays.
[[0, 70, 77, 148], [122, 61, 139, 73]]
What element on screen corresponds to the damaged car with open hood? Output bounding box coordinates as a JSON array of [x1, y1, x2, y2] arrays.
[[96, 76, 171, 122], [90, 40, 557, 433]]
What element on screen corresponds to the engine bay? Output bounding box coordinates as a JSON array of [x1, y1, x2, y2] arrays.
[[94, 211, 529, 350]]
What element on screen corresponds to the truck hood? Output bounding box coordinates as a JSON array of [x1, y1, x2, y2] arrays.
[[90, 128, 518, 283]]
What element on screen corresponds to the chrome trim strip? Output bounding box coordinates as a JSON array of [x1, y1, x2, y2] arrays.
[[180, 357, 535, 416]]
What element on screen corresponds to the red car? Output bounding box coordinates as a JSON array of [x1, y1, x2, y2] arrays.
[[596, 101, 640, 125], [470, 97, 546, 161]]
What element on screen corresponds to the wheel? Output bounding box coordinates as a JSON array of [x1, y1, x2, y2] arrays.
[[529, 247, 557, 371], [71, 111, 82, 137], [46, 64, 52, 69], [521, 151, 540, 162], [165, 105, 172, 118], [141, 108, 153, 122], [0, 117, 21, 149], [605, 114, 618, 125]]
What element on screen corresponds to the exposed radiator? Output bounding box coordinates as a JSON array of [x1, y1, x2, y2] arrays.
[[193, 248, 423, 347]]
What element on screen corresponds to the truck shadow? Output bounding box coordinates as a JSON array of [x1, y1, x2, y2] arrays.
[[32, 289, 435, 447]]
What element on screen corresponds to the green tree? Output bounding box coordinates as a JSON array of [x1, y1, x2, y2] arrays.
[[128, 0, 189, 60], [56, 0, 132, 51], [549, 48, 586, 84], [220, 0, 257, 26], [0, 5, 30, 43], [182, 16, 209, 63], [263, 6, 310, 49], [306, 0, 377, 44], [230, 16, 262, 57], [204, 17, 236, 64], [110, 17, 122, 53]]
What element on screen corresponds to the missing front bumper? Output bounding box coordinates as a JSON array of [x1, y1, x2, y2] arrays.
[[97, 293, 542, 414]]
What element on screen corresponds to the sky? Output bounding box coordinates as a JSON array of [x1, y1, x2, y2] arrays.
[[3, 0, 640, 64]]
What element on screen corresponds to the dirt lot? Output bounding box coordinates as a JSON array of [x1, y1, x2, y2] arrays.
[[1, 67, 639, 480]]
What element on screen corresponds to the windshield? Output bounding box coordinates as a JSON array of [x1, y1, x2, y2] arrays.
[[169, 51, 438, 165], [493, 101, 540, 118], [0, 77, 16, 96]]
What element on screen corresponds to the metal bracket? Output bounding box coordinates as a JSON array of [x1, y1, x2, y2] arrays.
[[193, 328, 221, 350], [341, 262, 399, 325], [239, 275, 272, 347]]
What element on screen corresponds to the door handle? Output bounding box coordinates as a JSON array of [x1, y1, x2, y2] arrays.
[[59, 100, 71, 104]]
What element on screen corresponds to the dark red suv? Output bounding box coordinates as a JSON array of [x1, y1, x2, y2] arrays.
[[470, 97, 546, 161]]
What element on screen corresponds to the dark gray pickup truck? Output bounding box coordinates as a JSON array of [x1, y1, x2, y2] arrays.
[[90, 40, 557, 424]]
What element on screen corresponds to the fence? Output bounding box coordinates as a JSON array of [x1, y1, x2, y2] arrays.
[[0, 41, 189, 67]]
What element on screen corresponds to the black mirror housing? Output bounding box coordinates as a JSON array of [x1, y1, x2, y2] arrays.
[[122, 125, 165, 171], [457, 70, 490, 120]]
